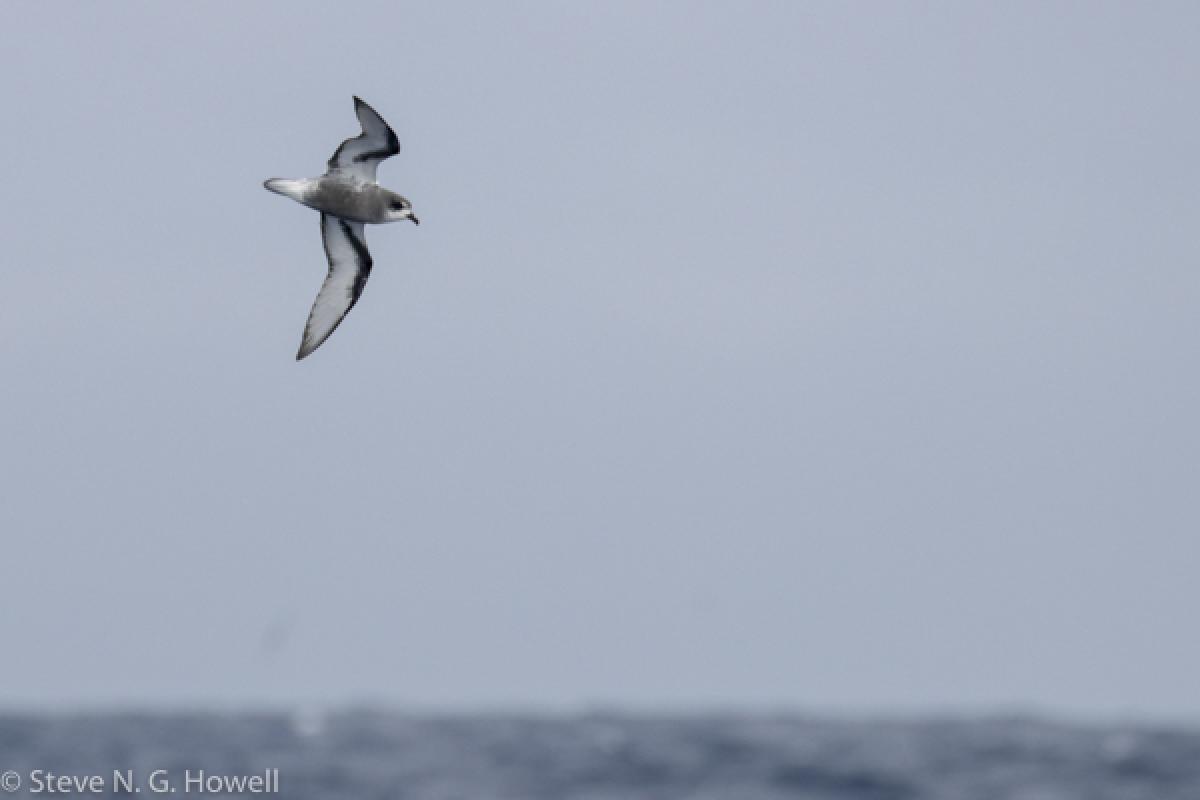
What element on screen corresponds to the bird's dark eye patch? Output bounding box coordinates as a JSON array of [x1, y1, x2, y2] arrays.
[[391, 201, 407, 211]]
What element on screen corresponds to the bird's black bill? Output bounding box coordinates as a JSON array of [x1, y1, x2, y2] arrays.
[[410, 215, 420, 225]]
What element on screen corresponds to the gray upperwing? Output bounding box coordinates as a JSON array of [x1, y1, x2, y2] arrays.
[[325, 96, 400, 184], [297, 214, 373, 360]]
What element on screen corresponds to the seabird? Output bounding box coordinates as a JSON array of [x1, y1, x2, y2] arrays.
[[264, 96, 419, 360]]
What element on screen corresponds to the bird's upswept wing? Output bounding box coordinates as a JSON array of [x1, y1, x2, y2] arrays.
[[297, 214, 374, 360], [325, 96, 400, 183]]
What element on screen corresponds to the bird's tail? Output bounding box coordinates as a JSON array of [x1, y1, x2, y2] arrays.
[[263, 178, 307, 201]]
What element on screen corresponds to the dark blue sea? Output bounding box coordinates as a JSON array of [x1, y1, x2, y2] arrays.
[[2, 712, 1199, 799]]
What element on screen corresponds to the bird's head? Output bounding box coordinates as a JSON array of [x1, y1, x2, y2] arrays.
[[386, 195, 419, 225]]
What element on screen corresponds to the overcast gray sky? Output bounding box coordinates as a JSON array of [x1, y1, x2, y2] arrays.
[[1, 1, 1197, 718]]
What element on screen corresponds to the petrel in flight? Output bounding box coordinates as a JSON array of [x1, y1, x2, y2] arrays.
[[264, 97, 419, 360]]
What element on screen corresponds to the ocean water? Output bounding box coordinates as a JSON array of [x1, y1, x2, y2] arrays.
[[1, 712, 1199, 800]]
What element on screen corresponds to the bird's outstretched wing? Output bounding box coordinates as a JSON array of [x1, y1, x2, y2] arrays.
[[325, 96, 400, 183], [297, 214, 373, 360]]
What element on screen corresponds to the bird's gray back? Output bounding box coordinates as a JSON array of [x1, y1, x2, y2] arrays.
[[304, 177, 390, 224]]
